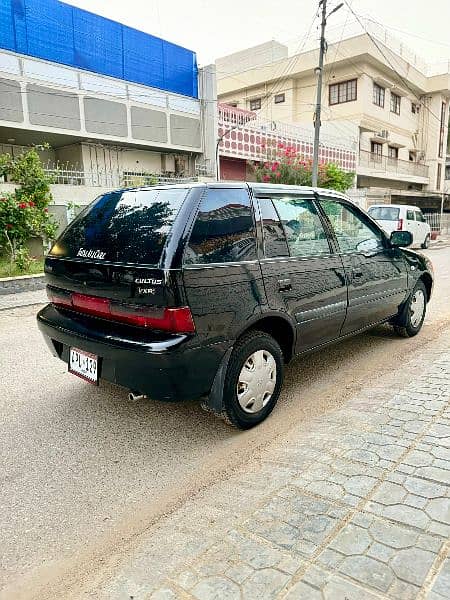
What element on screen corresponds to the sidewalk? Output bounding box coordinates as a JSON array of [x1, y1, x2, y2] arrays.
[[76, 328, 450, 600], [0, 288, 46, 311]]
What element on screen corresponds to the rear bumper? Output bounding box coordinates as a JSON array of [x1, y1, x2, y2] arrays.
[[37, 304, 229, 401]]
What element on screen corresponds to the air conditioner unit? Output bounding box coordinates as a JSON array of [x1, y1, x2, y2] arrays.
[[376, 130, 389, 139]]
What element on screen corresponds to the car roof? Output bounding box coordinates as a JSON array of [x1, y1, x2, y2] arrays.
[[369, 204, 422, 211], [104, 181, 351, 201]]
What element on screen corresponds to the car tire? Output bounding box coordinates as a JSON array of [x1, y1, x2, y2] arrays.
[[393, 280, 427, 338], [421, 234, 430, 249], [220, 331, 284, 430]]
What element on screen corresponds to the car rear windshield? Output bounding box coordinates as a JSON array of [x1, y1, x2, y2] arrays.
[[50, 188, 188, 265], [368, 206, 400, 221]]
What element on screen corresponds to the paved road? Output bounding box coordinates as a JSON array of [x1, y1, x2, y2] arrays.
[[1, 247, 450, 598]]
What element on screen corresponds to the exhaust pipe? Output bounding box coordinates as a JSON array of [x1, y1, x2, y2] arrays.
[[128, 391, 147, 401]]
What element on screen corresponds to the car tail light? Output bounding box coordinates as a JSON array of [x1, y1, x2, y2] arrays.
[[397, 218, 403, 230], [47, 286, 72, 308], [47, 287, 195, 333]]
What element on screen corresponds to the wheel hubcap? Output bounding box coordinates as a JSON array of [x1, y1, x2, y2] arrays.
[[410, 289, 425, 327], [237, 350, 277, 414]]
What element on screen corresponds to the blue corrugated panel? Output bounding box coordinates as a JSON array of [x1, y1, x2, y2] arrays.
[[122, 26, 165, 90], [0, 0, 15, 50], [0, 0, 198, 98], [73, 8, 123, 79], [163, 40, 198, 98], [25, 0, 74, 65]]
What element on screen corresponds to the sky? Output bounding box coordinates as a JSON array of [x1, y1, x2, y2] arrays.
[[66, 0, 450, 67]]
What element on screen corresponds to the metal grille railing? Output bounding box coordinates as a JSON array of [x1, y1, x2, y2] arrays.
[[43, 169, 197, 188], [425, 213, 450, 234]]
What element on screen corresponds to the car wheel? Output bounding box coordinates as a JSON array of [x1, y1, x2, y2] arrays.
[[220, 331, 283, 429], [421, 234, 430, 249], [393, 280, 427, 338]]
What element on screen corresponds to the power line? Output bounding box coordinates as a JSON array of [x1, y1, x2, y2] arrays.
[[343, 0, 443, 126]]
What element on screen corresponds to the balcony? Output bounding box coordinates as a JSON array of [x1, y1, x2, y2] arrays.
[[218, 103, 357, 172], [358, 150, 429, 181]]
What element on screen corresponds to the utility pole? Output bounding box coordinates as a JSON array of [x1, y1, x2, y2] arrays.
[[312, 1, 343, 187]]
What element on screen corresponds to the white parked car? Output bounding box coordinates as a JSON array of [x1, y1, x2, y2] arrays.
[[367, 204, 431, 249]]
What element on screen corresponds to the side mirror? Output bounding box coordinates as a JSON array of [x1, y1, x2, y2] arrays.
[[390, 230, 412, 247]]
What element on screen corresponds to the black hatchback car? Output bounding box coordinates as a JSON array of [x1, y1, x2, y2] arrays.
[[37, 183, 433, 429]]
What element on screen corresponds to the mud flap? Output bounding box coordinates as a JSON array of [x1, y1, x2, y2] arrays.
[[203, 346, 233, 414]]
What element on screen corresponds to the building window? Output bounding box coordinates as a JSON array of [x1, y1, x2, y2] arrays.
[[388, 146, 398, 160], [371, 141, 383, 155], [409, 151, 416, 162], [437, 163, 442, 190], [249, 98, 261, 111], [329, 79, 357, 106], [411, 102, 420, 114], [274, 93, 285, 104], [390, 93, 401, 115], [446, 164, 450, 180], [373, 83, 385, 108], [438, 101, 446, 158]]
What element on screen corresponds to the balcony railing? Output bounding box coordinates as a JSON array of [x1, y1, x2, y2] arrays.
[[38, 169, 197, 188], [358, 150, 429, 179]]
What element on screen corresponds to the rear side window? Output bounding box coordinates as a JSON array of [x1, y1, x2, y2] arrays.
[[50, 188, 188, 265], [259, 198, 289, 258], [272, 197, 331, 257], [368, 206, 400, 221], [184, 188, 256, 264], [407, 210, 414, 220]]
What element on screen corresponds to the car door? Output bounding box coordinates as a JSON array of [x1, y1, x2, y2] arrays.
[[414, 209, 429, 244], [256, 193, 347, 353], [406, 208, 417, 241], [319, 196, 409, 335]]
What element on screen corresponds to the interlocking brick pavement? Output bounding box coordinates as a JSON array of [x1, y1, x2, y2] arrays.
[[81, 329, 450, 600]]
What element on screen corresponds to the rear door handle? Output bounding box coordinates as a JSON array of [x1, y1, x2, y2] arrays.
[[278, 278, 292, 292]]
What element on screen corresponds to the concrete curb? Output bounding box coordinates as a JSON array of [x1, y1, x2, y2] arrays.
[[0, 273, 45, 295]]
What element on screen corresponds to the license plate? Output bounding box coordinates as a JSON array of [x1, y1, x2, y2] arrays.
[[69, 347, 98, 384]]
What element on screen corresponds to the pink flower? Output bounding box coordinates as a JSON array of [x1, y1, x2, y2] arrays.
[[44, 208, 49, 212], [275, 171, 281, 178], [262, 174, 270, 182], [271, 161, 280, 172], [6, 223, 13, 229], [28, 201, 36, 207], [18, 202, 28, 209], [277, 142, 284, 149]]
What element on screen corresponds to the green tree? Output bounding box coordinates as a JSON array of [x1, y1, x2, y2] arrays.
[[0, 146, 58, 272]]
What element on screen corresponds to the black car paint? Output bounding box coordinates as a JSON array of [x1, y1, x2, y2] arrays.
[[37, 182, 433, 408]]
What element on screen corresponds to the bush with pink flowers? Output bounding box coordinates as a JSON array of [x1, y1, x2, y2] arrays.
[[0, 146, 57, 272], [249, 142, 354, 191]]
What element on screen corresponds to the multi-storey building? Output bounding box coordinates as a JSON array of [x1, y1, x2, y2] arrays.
[[0, 0, 217, 228], [217, 33, 450, 212]]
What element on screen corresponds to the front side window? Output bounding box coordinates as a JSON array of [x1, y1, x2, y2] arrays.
[[373, 83, 385, 107], [271, 197, 330, 257], [184, 188, 256, 264], [329, 79, 357, 105], [415, 211, 426, 223], [321, 199, 384, 254], [259, 198, 289, 258], [390, 93, 401, 115]]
